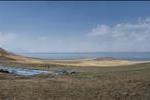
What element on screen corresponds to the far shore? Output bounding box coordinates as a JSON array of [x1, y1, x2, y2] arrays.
[[1, 48, 150, 67], [3, 54, 150, 67]]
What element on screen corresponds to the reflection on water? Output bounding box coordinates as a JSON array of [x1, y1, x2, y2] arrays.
[[20, 52, 150, 61], [0, 66, 50, 76], [0, 66, 75, 76]]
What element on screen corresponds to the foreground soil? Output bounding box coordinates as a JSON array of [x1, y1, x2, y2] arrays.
[[0, 62, 150, 100]]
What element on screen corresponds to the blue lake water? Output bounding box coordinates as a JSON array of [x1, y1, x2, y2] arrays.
[[19, 52, 150, 61], [0, 66, 50, 76], [0, 66, 73, 76]]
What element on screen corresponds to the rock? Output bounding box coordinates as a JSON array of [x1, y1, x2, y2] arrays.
[[0, 69, 10, 73], [54, 69, 76, 75]]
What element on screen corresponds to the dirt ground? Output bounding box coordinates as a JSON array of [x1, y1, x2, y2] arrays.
[[0, 62, 150, 100]]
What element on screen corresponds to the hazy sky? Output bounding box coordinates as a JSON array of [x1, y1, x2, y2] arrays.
[[0, 1, 150, 52]]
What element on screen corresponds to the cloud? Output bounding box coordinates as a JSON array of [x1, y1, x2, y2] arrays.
[[1, 18, 150, 52], [0, 33, 93, 52], [88, 18, 150, 41], [88, 25, 111, 37], [0, 32, 17, 46], [87, 18, 150, 51]]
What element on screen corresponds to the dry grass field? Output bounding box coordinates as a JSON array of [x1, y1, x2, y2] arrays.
[[0, 48, 150, 100], [0, 62, 150, 100]]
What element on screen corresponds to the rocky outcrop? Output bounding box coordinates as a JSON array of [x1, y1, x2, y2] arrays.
[[0, 48, 16, 61], [0, 48, 8, 56]]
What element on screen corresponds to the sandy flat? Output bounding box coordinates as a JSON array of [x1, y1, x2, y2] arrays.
[[1, 48, 149, 67], [10, 56, 149, 67]]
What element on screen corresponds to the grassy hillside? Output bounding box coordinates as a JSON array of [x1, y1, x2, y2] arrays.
[[0, 48, 150, 100], [0, 48, 149, 67], [0, 62, 149, 100]]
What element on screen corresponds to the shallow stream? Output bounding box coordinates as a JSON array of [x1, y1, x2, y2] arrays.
[[0, 66, 75, 76]]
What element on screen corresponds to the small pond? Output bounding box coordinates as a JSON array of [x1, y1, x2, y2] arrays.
[[0, 66, 75, 76]]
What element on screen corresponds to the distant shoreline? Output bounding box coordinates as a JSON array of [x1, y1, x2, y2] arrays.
[[18, 52, 150, 61], [1, 48, 150, 67]]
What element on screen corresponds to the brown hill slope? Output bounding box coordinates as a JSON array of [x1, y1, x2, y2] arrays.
[[0, 48, 43, 63], [0, 48, 149, 67], [0, 48, 16, 60]]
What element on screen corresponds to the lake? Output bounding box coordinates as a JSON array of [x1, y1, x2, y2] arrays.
[[19, 52, 150, 61], [0, 66, 75, 76]]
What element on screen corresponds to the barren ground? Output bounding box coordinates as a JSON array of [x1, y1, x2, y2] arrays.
[[0, 61, 150, 100]]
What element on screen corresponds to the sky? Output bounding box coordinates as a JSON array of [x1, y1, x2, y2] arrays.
[[0, 1, 150, 52]]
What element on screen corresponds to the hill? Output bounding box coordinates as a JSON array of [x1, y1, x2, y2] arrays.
[[0, 48, 16, 60], [0, 48, 149, 67], [0, 48, 43, 63]]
